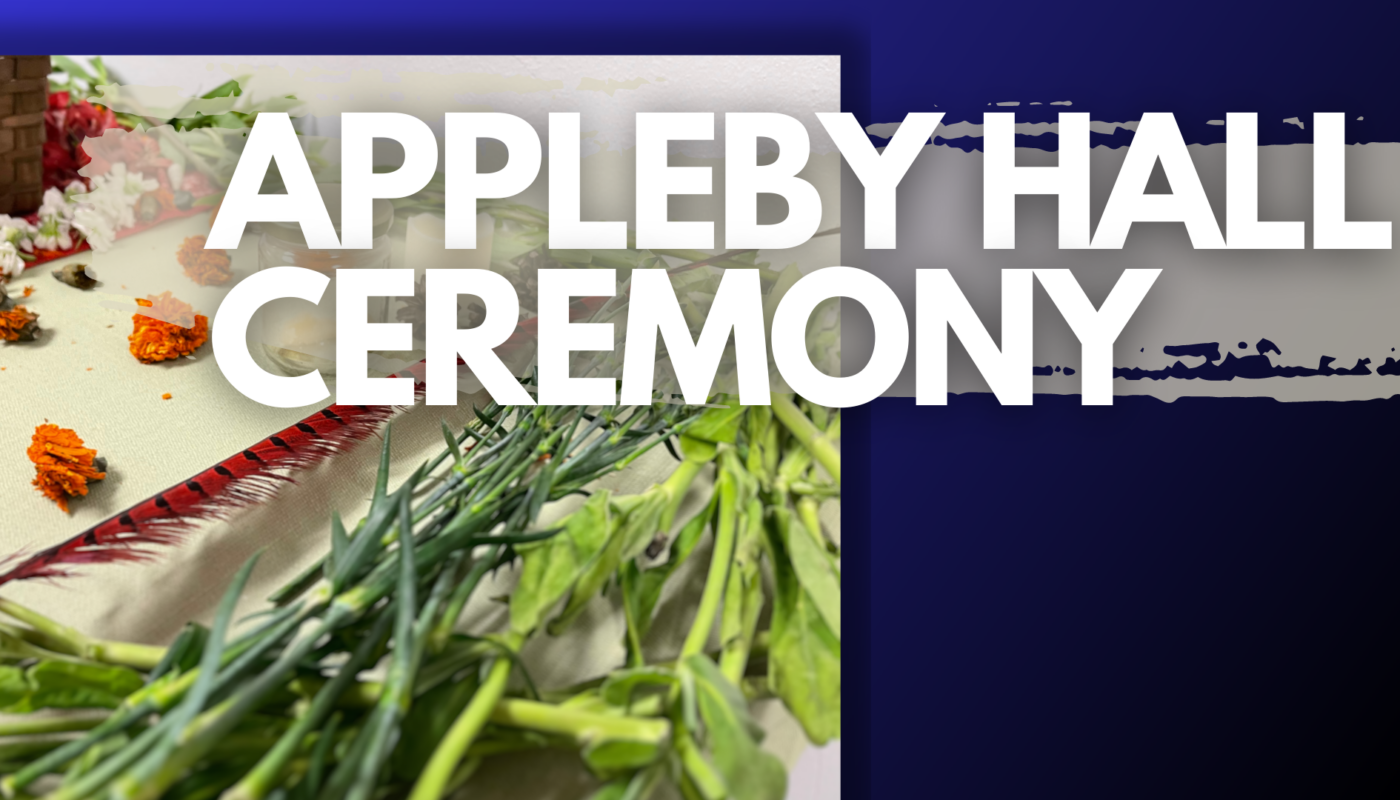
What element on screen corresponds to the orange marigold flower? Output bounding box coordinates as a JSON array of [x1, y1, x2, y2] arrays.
[[129, 291, 208, 363], [28, 424, 107, 513], [154, 187, 178, 214], [22, 286, 34, 297], [0, 306, 40, 342], [177, 235, 233, 287]]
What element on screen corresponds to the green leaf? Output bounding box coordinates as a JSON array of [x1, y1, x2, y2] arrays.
[[677, 435, 718, 463], [615, 490, 669, 564], [764, 516, 841, 745], [581, 738, 664, 774], [201, 78, 244, 99], [780, 509, 841, 639], [678, 664, 700, 738], [599, 667, 677, 708], [523, 458, 558, 526], [62, 731, 130, 788], [440, 420, 464, 467], [334, 430, 413, 589], [117, 553, 262, 792], [146, 622, 210, 683], [0, 666, 29, 708], [90, 56, 110, 87], [300, 711, 341, 800], [511, 491, 613, 635], [1, 660, 146, 713], [328, 511, 349, 581], [683, 655, 787, 800], [686, 405, 745, 444], [549, 490, 660, 636], [621, 494, 716, 641], [684, 657, 762, 741], [51, 56, 97, 88]]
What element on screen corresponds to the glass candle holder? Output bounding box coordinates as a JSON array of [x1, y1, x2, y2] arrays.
[[254, 187, 395, 376], [398, 212, 494, 347]]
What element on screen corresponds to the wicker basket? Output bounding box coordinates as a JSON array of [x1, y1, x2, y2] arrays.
[[0, 55, 50, 216]]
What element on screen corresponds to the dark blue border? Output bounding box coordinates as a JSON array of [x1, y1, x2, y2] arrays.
[[13, 4, 1400, 796]]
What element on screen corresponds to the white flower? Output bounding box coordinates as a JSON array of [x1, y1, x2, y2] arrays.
[[61, 165, 159, 253], [33, 216, 73, 251], [0, 214, 35, 233], [0, 241, 23, 280], [1, 221, 36, 253], [38, 187, 74, 221], [0, 215, 36, 247], [72, 205, 116, 252], [123, 168, 159, 197]]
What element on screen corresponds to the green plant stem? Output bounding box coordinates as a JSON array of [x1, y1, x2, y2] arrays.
[[658, 449, 708, 532], [0, 714, 106, 737], [719, 501, 763, 686], [0, 599, 163, 670], [407, 633, 521, 800], [673, 725, 726, 800], [428, 546, 501, 654], [46, 716, 175, 800], [224, 612, 394, 800], [0, 397, 763, 800], [796, 496, 835, 557], [770, 395, 840, 484], [681, 469, 738, 659], [488, 698, 670, 744], [113, 604, 348, 800], [621, 578, 647, 669]]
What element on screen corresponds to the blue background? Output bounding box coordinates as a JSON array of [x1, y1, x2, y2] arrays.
[[11, 3, 1397, 796]]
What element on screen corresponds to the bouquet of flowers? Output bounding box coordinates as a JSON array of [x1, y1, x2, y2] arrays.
[[0, 57, 263, 281], [42, 89, 123, 190]]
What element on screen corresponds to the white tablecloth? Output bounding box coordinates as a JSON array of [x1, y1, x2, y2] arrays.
[[0, 214, 840, 797]]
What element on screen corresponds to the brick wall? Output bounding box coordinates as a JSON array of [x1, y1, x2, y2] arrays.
[[0, 56, 50, 216]]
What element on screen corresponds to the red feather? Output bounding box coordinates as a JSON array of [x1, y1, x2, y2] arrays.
[[0, 403, 397, 587], [3, 283, 636, 587]]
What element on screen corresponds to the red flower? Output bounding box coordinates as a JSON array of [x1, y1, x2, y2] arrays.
[[43, 141, 77, 172], [65, 101, 119, 142], [45, 109, 67, 144], [43, 141, 84, 190], [42, 93, 130, 192]]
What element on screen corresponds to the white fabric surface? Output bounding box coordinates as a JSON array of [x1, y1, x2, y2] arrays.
[[0, 215, 840, 797]]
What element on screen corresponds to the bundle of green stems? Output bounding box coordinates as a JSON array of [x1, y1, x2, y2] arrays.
[[0, 393, 840, 800]]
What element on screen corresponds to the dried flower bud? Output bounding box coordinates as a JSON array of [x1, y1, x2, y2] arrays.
[[53, 262, 98, 290], [177, 236, 233, 287], [0, 306, 40, 342], [138, 194, 162, 223], [130, 292, 208, 363], [28, 424, 107, 513]]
